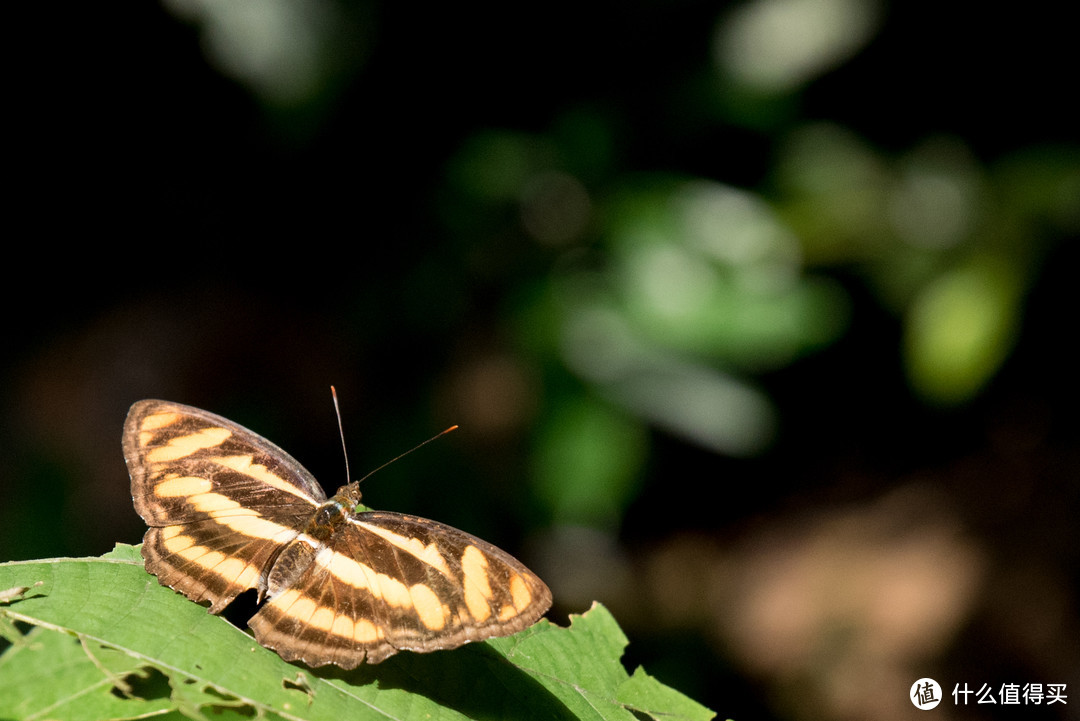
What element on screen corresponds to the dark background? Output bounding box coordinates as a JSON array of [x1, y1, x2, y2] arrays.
[[3, 2, 1077, 720]]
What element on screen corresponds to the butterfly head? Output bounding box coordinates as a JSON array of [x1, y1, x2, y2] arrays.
[[332, 481, 364, 512]]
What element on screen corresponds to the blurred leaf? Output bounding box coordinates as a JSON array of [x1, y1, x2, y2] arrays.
[[532, 395, 646, 528], [163, 0, 368, 112], [448, 130, 558, 202], [600, 180, 850, 370], [904, 256, 1021, 405], [714, 0, 882, 95]]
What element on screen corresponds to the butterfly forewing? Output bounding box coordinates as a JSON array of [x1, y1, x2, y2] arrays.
[[126, 400, 327, 612], [124, 399, 552, 667]]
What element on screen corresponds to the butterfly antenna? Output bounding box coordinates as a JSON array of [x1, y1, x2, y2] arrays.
[[357, 425, 459, 484], [331, 386, 351, 485], [331, 386, 458, 485]]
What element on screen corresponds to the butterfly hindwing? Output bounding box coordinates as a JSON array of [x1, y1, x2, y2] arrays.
[[124, 398, 552, 667], [249, 512, 553, 667]]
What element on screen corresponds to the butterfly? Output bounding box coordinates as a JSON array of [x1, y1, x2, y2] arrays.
[[125, 399, 551, 668]]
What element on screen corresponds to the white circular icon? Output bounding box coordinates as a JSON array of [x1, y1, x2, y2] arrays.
[[911, 678, 942, 710]]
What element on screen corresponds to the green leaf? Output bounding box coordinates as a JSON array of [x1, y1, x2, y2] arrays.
[[1, 546, 713, 721], [0, 626, 193, 721], [486, 600, 714, 721], [904, 256, 1022, 405]]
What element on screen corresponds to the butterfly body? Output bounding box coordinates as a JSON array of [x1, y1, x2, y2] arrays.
[[125, 399, 551, 668]]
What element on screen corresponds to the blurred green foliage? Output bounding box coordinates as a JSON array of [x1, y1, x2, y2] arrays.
[[436, 109, 1077, 530]]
